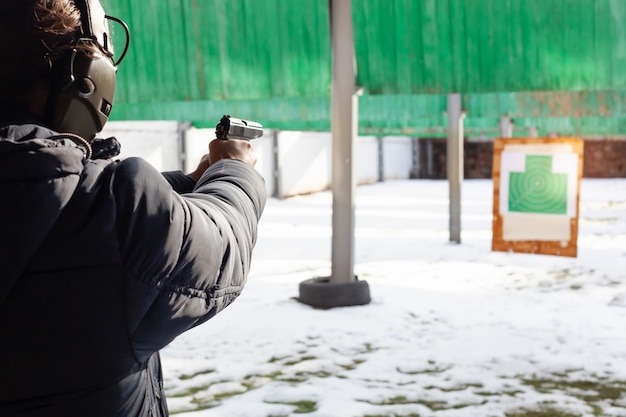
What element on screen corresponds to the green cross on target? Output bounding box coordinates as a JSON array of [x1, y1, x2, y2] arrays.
[[508, 155, 568, 214]]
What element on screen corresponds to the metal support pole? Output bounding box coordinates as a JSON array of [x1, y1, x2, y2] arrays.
[[297, 0, 370, 308], [271, 129, 282, 199], [330, 0, 357, 283], [411, 137, 420, 178], [426, 140, 433, 177], [447, 94, 464, 244], [177, 121, 191, 172], [499, 116, 513, 138], [377, 136, 384, 182]]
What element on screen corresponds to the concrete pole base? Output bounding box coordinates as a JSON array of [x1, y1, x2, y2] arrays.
[[298, 277, 371, 309]]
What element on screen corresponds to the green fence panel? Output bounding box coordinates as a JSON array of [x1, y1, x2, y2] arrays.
[[104, 0, 626, 135], [353, 0, 626, 94], [106, 0, 331, 103]]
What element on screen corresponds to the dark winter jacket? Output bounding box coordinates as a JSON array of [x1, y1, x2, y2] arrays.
[[0, 115, 266, 416]]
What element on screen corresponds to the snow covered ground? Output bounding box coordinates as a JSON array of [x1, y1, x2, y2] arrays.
[[161, 178, 626, 417]]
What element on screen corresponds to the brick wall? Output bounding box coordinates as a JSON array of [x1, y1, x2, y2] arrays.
[[418, 138, 626, 179], [583, 139, 626, 178]]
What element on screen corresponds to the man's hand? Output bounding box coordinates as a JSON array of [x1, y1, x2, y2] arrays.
[[187, 139, 257, 182], [209, 138, 257, 167]]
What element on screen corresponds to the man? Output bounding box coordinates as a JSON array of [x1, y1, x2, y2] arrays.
[[0, 1, 266, 416]]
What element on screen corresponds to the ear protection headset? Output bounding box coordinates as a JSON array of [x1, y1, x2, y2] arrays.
[[44, 0, 129, 141]]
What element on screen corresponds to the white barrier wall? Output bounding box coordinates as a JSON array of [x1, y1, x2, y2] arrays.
[[382, 136, 414, 180], [276, 131, 331, 197], [100, 121, 182, 171], [100, 121, 415, 198], [357, 136, 379, 184]]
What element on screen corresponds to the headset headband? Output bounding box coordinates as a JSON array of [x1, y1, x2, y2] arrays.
[[73, 0, 114, 57]]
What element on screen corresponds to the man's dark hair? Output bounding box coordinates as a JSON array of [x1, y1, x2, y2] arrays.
[[0, 0, 82, 110]]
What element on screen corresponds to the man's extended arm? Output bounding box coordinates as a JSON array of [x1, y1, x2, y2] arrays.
[[112, 157, 266, 362]]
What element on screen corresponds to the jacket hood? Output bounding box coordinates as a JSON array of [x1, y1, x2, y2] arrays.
[[0, 121, 86, 306]]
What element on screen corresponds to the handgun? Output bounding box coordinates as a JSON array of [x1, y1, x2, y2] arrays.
[[215, 115, 263, 141]]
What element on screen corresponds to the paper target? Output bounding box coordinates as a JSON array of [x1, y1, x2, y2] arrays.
[[492, 137, 583, 258], [508, 155, 567, 214]]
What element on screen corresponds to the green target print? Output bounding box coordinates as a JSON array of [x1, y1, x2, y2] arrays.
[[509, 155, 567, 214]]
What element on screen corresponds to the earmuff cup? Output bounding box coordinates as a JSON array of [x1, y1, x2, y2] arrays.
[[43, 0, 127, 142], [45, 49, 116, 141]]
